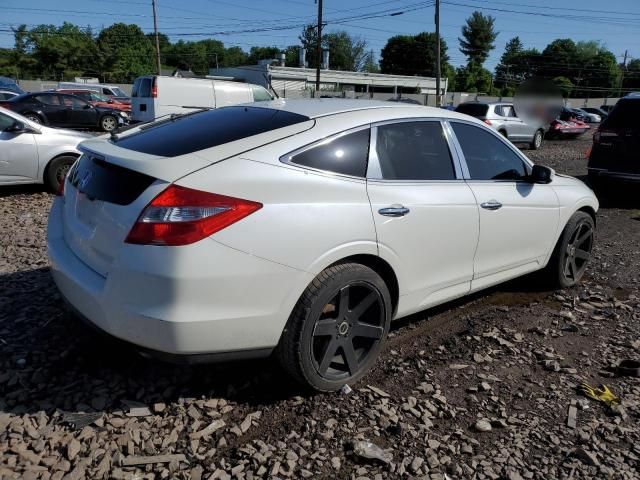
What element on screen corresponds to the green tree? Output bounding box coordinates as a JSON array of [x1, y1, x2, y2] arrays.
[[98, 23, 155, 82], [459, 11, 498, 67], [623, 58, 640, 91], [455, 63, 493, 93], [221, 46, 248, 67], [494, 37, 522, 87], [363, 49, 379, 73], [247, 46, 282, 65], [552, 76, 574, 98], [324, 31, 367, 71], [380, 32, 452, 78]]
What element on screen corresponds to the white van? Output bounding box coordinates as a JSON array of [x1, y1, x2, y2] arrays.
[[130, 76, 274, 123], [57, 82, 130, 101]]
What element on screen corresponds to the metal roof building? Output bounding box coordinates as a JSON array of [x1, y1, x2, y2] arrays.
[[208, 64, 447, 96]]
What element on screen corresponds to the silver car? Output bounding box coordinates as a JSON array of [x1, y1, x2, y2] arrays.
[[0, 107, 90, 191], [455, 102, 545, 150]]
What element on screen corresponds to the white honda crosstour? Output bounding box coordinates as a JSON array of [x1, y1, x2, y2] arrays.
[[47, 100, 598, 391]]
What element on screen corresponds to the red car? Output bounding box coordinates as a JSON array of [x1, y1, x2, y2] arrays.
[[546, 119, 590, 139], [56, 89, 131, 114]]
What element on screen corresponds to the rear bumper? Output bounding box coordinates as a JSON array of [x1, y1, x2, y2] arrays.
[[47, 199, 312, 358]]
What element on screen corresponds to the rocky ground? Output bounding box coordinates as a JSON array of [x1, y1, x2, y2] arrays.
[[0, 135, 639, 480]]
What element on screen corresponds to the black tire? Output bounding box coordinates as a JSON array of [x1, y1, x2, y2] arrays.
[[45, 155, 76, 193], [529, 130, 543, 150], [24, 113, 42, 124], [544, 212, 595, 288], [100, 114, 118, 132], [277, 263, 392, 391]]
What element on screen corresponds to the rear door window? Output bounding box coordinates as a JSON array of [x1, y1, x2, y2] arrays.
[[251, 85, 273, 102], [114, 106, 310, 157], [375, 121, 456, 180], [288, 128, 370, 177], [34, 94, 61, 105], [133, 78, 152, 98]]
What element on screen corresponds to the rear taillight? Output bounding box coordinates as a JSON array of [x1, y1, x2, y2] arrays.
[[151, 77, 157, 98], [593, 128, 616, 144], [125, 185, 262, 246], [483, 119, 492, 126]]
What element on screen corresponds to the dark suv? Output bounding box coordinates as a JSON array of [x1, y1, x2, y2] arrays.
[[588, 93, 640, 189]]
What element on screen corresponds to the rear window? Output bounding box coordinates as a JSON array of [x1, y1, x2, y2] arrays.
[[455, 103, 489, 117], [603, 99, 639, 129], [132, 78, 152, 98], [114, 106, 310, 157]]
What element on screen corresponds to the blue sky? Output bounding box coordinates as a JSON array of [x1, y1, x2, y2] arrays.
[[1, 0, 638, 72]]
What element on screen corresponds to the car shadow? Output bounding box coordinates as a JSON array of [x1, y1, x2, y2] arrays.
[[0, 184, 48, 198], [0, 267, 307, 419]]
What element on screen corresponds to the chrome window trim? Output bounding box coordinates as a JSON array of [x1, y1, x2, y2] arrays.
[[366, 118, 464, 183], [279, 124, 371, 180], [446, 119, 534, 182]]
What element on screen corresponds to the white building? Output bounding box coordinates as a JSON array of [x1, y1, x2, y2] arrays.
[[209, 63, 447, 97]]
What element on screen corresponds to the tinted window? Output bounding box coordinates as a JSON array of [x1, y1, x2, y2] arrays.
[[61, 95, 87, 108], [455, 103, 489, 117], [0, 112, 14, 130], [290, 129, 370, 177], [34, 94, 61, 105], [451, 122, 527, 180], [500, 105, 516, 117], [376, 122, 455, 180], [603, 99, 639, 129], [115, 106, 310, 157], [132, 78, 152, 98]]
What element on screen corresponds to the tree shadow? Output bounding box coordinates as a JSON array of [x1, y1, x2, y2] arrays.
[[0, 184, 47, 198]]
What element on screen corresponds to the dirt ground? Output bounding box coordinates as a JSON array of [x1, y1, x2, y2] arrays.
[[0, 134, 639, 480]]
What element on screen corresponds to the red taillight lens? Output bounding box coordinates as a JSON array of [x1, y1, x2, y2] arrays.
[[56, 176, 66, 196], [125, 185, 262, 246], [483, 119, 492, 126], [151, 77, 157, 98]]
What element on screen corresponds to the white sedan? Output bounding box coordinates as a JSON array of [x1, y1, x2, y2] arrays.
[[47, 100, 598, 391], [0, 107, 90, 191]]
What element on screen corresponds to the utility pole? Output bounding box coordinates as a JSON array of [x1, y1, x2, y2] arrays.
[[315, 0, 323, 94], [435, 0, 441, 107], [618, 49, 628, 97], [152, 0, 162, 76]]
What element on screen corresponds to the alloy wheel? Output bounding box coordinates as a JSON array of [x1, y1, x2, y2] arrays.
[[311, 282, 385, 381], [563, 220, 593, 282], [534, 131, 542, 148], [56, 163, 72, 186], [102, 116, 117, 131]]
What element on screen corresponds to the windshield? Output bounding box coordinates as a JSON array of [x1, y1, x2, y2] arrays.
[[112, 87, 128, 97], [91, 93, 110, 102]]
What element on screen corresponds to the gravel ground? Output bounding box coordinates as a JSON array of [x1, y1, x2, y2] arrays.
[[1, 135, 639, 480]]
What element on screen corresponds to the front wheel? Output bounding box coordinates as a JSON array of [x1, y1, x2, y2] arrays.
[[24, 113, 42, 124], [530, 130, 543, 150], [277, 263, 392, 391], [100, 114, 118, 132], [544, 212, 595, 288]]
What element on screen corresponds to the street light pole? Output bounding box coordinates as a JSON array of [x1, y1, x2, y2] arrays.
[[152, 0, 162, 76], [315, 0, 323, 94], [435, 0, 441, 107]]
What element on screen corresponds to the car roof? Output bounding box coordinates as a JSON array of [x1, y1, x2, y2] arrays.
[[249, 98, 469, 121]]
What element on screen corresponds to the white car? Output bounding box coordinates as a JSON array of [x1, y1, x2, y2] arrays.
[[47, 100, 598, 391], [0, 107, 90, 191], [575, 108, 601, 123]]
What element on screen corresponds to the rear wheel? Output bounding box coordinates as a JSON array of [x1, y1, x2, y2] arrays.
[[45, 155, 76, 193], [100, 114, 118, 132], [530, 130, 543, 150], [277, 263, 392, 391], [544, 212, 594, 288]]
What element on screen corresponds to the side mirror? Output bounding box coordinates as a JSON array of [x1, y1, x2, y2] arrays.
[[4, 120, 29, 134], [530, 164, 554, 184]]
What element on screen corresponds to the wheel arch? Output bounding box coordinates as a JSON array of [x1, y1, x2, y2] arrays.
[[327, 254, 400, 318], [577, 205, 597, 227], [42, 151, 81, 184]]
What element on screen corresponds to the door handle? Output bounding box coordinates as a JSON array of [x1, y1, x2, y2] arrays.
[[378, 205, 410, 217], [480, 200, 502, 211]]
